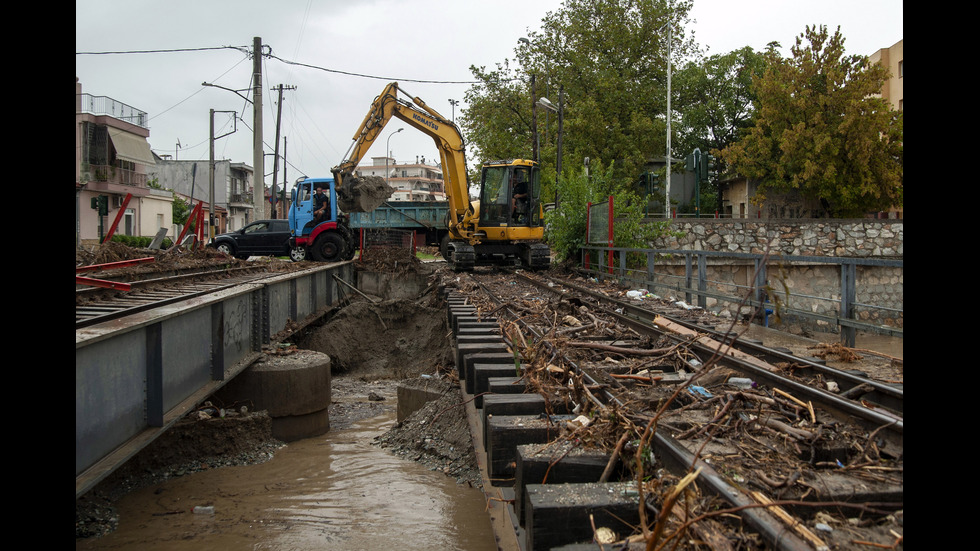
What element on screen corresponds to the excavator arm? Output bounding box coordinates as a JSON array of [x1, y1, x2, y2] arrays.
[[332, 82, 477, 242]]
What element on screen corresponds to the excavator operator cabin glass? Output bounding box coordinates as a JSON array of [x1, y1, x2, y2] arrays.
[[479, 166, 511, 226]]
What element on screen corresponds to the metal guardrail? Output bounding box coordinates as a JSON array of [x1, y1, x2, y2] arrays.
[[580, 246, 903, 346]]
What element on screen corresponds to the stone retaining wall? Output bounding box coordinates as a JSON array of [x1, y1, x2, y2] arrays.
[[649, 219, 903, 258], [619, 219, 904, 334]]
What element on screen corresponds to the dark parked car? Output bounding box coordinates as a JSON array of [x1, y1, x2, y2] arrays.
[[209, 219, 307, 261]]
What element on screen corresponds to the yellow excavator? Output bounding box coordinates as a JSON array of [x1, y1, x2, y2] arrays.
[[332, 82, 550, 271]]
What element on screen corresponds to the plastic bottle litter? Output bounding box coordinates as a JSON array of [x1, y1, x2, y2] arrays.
[[728, 377, 757, 390], [192, 506, 215, 515]]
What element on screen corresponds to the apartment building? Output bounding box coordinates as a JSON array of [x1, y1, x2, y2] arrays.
[[76, 78, 169, 246], [147, 158, 255, 233], [355, 156, 446, 202], [869, 39, 903, 112]]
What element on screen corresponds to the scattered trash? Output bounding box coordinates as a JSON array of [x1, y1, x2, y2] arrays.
[[688, 386, 713, 398], [814, 523, 834, 533], [192, 506, 214, 515], [825, 381, 839, 392], [567, 414, 592, 429], [595, 527, 617, 544], [728, 377, 757, 390]]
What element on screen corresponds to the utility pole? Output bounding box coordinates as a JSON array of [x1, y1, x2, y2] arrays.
[[665, 21, 672, 219], [555, 84, 564, 209], [252, 37, 264, 222], [270, 84, 296, 219], [210, 109, 237, 240], [281, 136, 288, 210], [531, 74, 539, 164]]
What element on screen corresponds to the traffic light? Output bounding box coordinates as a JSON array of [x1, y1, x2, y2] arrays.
[[90, 195, 108, 215], [647, 172, 660, 194], [686, 150, 712, 182], [700, 153, 712, 182]]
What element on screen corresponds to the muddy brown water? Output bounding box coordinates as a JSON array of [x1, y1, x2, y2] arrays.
[[75, 411, 497, 551]]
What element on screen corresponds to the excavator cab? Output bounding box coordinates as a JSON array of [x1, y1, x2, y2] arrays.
[[478, 160, 542, 229]]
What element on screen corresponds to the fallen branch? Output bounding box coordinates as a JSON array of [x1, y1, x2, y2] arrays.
[[749, 491, 828, 551], [567, 341, 674, 356], [609, 373, 663, 384], [599, 431, 630, 483]]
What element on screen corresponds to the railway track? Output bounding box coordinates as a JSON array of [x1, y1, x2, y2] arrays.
[[446, 268, 903, 551], [75, 266, 277, 329]]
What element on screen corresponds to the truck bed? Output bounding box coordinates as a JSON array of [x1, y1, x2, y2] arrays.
[[347, 201, 448, 229]]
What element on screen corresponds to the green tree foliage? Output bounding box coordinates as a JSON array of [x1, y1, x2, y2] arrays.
[[546, 160, 675, 262], [172, 192, 192, 226], [673, 47, 767, 167], [719, 26, 903, 217], [461, 0, 698, 200]]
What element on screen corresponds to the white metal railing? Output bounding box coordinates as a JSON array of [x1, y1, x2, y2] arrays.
[[77, 93, 149, 129]]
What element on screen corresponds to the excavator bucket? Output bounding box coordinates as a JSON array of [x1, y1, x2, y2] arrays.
[[336, 175, 395, 213]]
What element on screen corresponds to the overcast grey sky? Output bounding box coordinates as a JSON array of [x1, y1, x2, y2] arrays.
[[76, 0, 902, 190]]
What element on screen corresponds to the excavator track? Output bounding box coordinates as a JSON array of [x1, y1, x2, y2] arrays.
[[446, 241, 475, 272], [520, 242, 551, 270]]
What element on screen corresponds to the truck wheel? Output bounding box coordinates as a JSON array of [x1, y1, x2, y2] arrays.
[[310, 232, 346, 262], [289, 246, 308, 262]]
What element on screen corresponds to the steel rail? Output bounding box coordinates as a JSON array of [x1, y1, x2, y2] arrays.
[[75, 269, 273, 329]]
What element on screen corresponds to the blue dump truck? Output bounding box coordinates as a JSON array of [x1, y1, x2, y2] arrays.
[[287, 176, 447, 262]]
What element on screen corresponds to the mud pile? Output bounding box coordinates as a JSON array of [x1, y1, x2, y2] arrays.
[[299, 298, 453, 379], [337, 175, 395, 213], [374, 378, 482, 487]]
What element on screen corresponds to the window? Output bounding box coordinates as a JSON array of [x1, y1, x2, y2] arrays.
[[898, 60, 903, 78]]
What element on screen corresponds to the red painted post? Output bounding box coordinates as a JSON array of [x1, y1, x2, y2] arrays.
[[196, 208, 205, 249], [102, 193, 133, 244], [585, 202, 592, 271], [75, 275, 132, 291], [607, 195, 614, 274], [175, 202, 202, 247]]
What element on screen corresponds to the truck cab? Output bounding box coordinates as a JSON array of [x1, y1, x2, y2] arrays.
[[287, 177, 355, 262]]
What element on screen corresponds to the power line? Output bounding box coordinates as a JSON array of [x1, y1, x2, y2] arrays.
[[266, 53, 480, 84], [76, 45, 491, 84], [76, 45, 248, 55]]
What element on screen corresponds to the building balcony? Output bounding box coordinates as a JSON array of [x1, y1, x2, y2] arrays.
[[82, 164, 149, 188], [229, 192, 254, 206], [78, 93, 149, 129]]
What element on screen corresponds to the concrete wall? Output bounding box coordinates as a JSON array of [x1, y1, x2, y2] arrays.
[[137, 188, 175, 240]]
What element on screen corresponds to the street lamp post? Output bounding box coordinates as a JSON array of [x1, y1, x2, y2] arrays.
[[536, 86, 564, 208], [448, 99, 459, 123], [385, 128, 404, 188]]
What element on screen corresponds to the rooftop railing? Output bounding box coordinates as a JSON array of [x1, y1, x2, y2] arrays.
[[77, 93, 149, 129]]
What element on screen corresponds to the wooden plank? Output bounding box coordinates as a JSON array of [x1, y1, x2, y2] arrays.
[[653, 315, 780, 372]]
